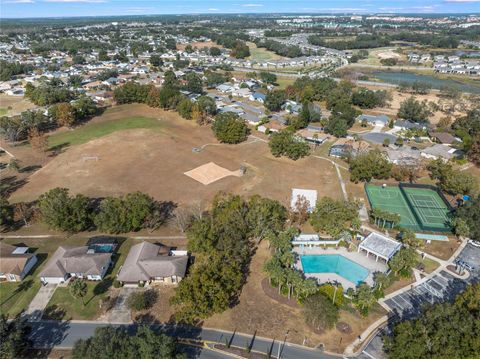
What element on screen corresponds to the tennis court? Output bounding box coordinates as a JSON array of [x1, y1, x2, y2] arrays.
[[365, 184, 452, 232]]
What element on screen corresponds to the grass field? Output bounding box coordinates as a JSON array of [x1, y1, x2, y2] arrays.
[[12, 104, 343, 208], [48, 116, 162, 149], [247, 42, 283, 62], [0, 108, 7, 116]]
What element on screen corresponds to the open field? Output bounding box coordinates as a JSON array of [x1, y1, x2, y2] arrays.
[[247, 42, 284, 62], [0, 94, 37, 116], [358, 47, 405, 66], [176, 41, 222, 51], [10, 104, 343, 208], [203, 241, 387, 352], [48, 116, 162, 149]]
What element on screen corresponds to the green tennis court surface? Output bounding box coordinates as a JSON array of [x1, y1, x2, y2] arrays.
[[365, 184, 452, 232]]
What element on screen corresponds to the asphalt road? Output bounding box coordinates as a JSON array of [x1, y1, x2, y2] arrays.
[[29, 321, 339, 359]]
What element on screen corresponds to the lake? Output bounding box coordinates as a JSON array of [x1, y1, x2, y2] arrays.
[[372, 71, 480, 94]]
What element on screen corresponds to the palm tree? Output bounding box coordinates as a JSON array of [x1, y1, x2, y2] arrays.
[[69, 278, 88, 306]]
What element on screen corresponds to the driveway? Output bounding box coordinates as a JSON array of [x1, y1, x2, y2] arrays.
[[24, 284, 57, 321], [105, 287, 139, 323]]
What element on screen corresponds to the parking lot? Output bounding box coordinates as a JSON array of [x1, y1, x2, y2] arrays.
[[359, 242, 480, 359]]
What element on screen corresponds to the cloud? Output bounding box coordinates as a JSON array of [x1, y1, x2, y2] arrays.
[[241, 3, 263, 7], [208, 8, 219, 11]]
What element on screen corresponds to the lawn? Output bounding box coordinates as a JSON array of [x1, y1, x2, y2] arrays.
[[0, 108, 7, 116], [44, 281, 110, 320], [276, 76, 295, 89], [419, 257, 440, 274], [48, 116, 162, 149], [247, 42, 283, 62]]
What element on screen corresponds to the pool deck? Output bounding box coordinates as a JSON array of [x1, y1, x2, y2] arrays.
[[293, 246, 388, 289]]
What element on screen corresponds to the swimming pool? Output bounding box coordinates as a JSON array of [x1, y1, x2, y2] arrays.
[[301, 255, 369, 285], [88, 244, 115, 253]]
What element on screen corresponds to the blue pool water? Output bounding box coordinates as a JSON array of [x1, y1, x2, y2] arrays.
[[89, 244, 114, 253], [301, 255, 369, 285]]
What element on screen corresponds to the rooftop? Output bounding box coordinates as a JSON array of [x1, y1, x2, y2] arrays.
[[359, 232, 402, 260]]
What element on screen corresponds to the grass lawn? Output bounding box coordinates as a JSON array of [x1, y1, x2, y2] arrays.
[[276, 76, 295, 89], [419, 256, 440, 274], [247, 42, 283, 62], [48, 116, 162, 149], [44, 281, 109, 320], [0, 108, 7, 116]]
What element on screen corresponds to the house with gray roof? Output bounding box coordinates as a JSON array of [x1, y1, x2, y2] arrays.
[[421, 144, 463, 162], [357, 114, 389, 126], [117, 242, 188, 286], [39, 246, 112, 284]]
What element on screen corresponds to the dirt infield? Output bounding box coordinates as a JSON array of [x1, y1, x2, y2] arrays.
[[10, 104, 343, 207], [184, 162, 243, 185]]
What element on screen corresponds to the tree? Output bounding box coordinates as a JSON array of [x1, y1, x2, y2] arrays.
[[388, 247, 419, 278], [383, 138, 390, 147], [28, 127, 48, 154], [398, 97, 431, 123], [353, 283, 377, 316], [310, 197, 359, 237], [70, 278, 88, 306], [400, 229, 423, 249], [259, 71, 277, 84], [126, 289, 157, 311], [150, 54, 163, 67], [210, 47, 221, 56], [427, 159, 478, 196], [176, 98, 193, 119], [383, 284, 480, 359], [94, 192, 154, 234], [212, 112, 249, 144], [303, 293, 339, 331], [454, 196, 480, 241], [7, 158, 20, 172], [72, 326, 185, 359], [291, 195, 310, 225], [349, 149, 392, 183], [98, 49, 110, 61], [0, 197, 13, 229], [184, 72, 203, 94], [38, 188, 91, 232], [0, 315, 31, 358], [264, 90, 285, 112], [268, 130, 310, 160], [55, 102, 76, 127]]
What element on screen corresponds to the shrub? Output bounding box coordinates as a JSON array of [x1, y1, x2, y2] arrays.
[[126, 289, 157, 310]]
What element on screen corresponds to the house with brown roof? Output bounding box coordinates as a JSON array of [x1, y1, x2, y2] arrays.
[[0, 243, 38, 282], [39, 246, 112, 284], [429, 132, 458, 145], [117, 242, 188, 286]]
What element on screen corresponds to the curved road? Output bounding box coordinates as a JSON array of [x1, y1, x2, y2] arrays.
[[29, 320, 340, 359]]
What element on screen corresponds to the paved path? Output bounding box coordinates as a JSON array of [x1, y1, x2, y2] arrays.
[[28, 321, 339, 359], [24, 284, 57, 321], [104, 287, 137, 324]]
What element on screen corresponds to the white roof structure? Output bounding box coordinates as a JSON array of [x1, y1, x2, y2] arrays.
[[290, 188, 318, 212], [358, 232, 402, 262]]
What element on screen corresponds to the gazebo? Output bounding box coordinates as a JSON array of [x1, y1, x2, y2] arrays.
[[358, 232, 402, 263]]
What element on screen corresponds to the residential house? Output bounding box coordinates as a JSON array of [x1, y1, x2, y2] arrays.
[[357, 114, 389, 127], [394, 120, 426, 131], [384, 147, 422, 165], [257, 121, 286, 133], [429, 132, 458, 145], [249, 92, 266, 103], [117, 242, 188, 286], [39, 246, 112, 284], [420, 144, 463, 162], [296, 128, 329, 144], [0, 243, 38, 282]]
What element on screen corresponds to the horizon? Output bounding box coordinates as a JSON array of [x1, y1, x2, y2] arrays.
[[1, 0, 479, 20]]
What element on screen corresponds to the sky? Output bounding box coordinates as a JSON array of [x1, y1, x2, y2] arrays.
[[0, 0, 479, 19]]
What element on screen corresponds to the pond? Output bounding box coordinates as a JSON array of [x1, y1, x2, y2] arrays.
[[371, 71, 480, 94]]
